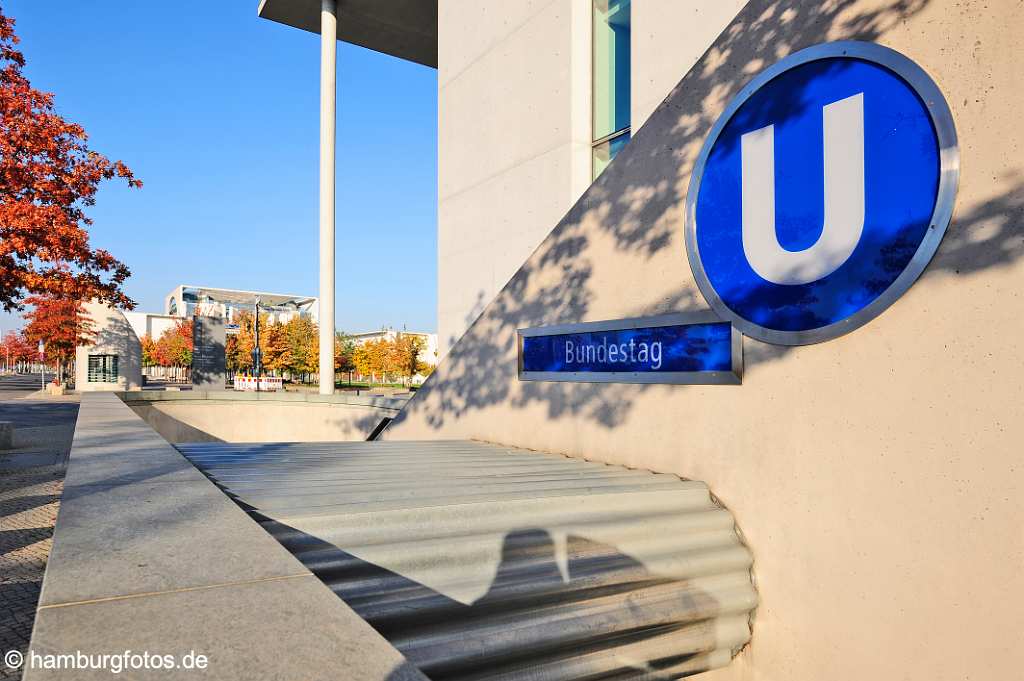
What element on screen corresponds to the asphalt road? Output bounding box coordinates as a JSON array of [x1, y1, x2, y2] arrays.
[[0, 373, 53, 401], [0, 374, 77, 469]]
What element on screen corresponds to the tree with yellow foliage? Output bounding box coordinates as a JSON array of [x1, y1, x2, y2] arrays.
[[261, 319, 291, 373], [353, 338, 390, 384], [284, 316, 319, 380], [226, 310, 256, 372], [392, 333, 428, 385]]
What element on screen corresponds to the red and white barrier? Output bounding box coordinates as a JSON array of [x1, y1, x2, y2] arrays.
[[233, 375, 283, 392]]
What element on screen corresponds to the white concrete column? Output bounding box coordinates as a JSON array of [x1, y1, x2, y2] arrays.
[[318, 0, 337, 395]]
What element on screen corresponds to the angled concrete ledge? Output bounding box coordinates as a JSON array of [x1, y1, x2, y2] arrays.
[[120, 389, 409, 412], [120, 390, 403, 444], [27, 392, 425, 681]]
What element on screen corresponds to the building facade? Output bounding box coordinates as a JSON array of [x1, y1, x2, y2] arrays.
[[437, 0, 746, 355], [163, 285, 318, 328], [74, 301, 143, 392], [123, 312, 181, 343], [389, 1, 1024, 680]]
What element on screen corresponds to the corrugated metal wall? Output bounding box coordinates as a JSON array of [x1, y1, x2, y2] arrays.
[[178, 440, 757, 680]]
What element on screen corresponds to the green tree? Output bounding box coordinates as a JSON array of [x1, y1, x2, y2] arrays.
[[335, 331, 355, 373]]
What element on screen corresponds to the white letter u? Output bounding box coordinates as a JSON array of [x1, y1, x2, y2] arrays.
[[741, 92, 865, 285]]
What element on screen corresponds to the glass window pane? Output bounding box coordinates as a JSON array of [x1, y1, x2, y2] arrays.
[[87, 355, 119, 383], [592, 131, 631, 180], [593, 0, 631, 141]]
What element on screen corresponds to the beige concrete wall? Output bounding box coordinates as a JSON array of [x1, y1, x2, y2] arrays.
[[129, 399, 398, 443], [392, 1, 1024, 678], [123, 312, 181, 342], [631, 0, 748, 129], [438, 0, 581, 356], [75, 301, 143, 391], [437, 0, 749, 356]]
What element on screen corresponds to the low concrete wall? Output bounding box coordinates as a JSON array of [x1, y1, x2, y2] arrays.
[[122, 391, 406, 443], [27, 392, 424, 680]]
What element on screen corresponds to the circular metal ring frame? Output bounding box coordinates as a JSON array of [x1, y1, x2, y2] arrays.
[[683, 41, 960, 346]]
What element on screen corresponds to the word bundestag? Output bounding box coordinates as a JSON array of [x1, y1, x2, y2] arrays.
[[564, 337, 663, 370]]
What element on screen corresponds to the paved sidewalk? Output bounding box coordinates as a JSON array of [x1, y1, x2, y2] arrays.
[[0, 394, 78, 681]]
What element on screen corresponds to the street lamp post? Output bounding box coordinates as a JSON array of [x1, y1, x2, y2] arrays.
[[38, 339, 44, 391], [253, 297, 261, 393]]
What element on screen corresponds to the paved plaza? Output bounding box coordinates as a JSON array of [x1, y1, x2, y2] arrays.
[[0, 376, 78, 681]]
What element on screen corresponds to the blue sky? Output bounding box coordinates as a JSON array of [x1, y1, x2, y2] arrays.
[[2, 0, 438, 334]]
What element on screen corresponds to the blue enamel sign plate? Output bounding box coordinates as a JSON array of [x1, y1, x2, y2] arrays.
[[518, 313, 741, 385], [684, 42, 959, 345]]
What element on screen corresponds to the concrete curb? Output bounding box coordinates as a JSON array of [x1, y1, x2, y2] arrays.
[[25, 392, 425, 680], [120, 389, 409, 412]]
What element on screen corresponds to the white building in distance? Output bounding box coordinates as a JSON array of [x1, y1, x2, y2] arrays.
[[163, 285, 318, 328], [124, 312, 181, 343], [348, 327, 439, 370]]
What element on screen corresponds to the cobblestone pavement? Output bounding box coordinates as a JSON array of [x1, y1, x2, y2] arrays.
[[0, 468, 63, 680], [0, 392, 78, 681]]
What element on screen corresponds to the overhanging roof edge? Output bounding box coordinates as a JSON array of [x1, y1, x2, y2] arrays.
[[257, 0, 438, 69]]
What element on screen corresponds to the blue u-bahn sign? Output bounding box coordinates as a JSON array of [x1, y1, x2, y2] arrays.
[[685, 42, 959, 344]]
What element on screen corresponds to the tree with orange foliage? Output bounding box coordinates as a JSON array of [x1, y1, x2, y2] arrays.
[[153, 319, 193, 368], [225, 310, 271, 374], [140, 334, 157, 367], [0, 7, 141, 312], [225, 311, 255, 373], [21, 295, 94, 383], [0, 329, 33, 371]]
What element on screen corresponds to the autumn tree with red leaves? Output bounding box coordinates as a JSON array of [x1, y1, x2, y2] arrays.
[[152, 319, 193, 368], [0, 329, 33, 371], [0, 6, 141, 311], [22, 294, 94, 383]]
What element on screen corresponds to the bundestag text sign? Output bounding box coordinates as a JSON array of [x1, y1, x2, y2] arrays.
[[519, 313, 742, 384]]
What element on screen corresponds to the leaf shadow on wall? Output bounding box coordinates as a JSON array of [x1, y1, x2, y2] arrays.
[[402, 0, 1022, 433]]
